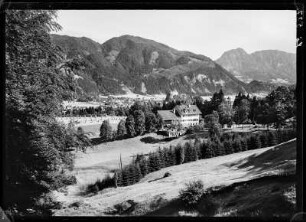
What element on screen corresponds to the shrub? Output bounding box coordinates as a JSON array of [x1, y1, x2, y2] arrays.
[[77, 126, 84, 135], [164, 172, 172, 178], [86, 174, 114, 194], [34, 193, 62, 215], [179, 180, 204, 207], [51, 173, 77, 189]]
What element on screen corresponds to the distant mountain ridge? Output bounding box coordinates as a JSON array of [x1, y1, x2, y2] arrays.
[[215, 48, 296, 84], [51, 34, 279, 98]]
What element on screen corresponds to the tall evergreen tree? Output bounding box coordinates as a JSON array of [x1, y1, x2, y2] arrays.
[[117, 119, 127, 139], [158, 147, 166, 168], [183, 142, 193, 163], [259, 133, 268, 148], [267, 131, 278, 146], [205, 140, 215, 158], [175, 143, 185, 165], [233, 139, 242, 153], [145, 112, 157, 132], [134, 110, 146, 135], [139, 159, 148, 177], [212, 139, 224, 156], [224, 140, 233, 155], [125, 115, 136, 137], [240, 138, 248, 151], [100, 120, 113, 141], [200, 142, 208, 159]]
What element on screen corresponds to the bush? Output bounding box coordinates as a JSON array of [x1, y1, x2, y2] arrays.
[[34, 193, 62, 215], [85, 174, 114, 194], [179, 180, 204, 207], [164, 172, 172, 178]]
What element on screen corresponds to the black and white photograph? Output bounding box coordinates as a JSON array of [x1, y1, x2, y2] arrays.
[[2, 6, 302, 219]]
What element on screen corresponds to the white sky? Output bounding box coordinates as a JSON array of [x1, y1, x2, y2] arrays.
[[53, 10, 296, 60]]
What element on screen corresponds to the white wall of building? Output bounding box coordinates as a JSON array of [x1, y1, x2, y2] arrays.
[[179, 114, 200, 127]]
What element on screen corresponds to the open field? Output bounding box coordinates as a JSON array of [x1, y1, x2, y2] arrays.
[[72, 132, 199, 185], [53, 138, 296, 216]]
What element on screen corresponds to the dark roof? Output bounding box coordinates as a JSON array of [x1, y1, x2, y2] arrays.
[[157, 110, 179, 121], [175, 105, 202, 116]]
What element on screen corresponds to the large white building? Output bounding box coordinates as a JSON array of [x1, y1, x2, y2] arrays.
[[157, 104, 202, 128]]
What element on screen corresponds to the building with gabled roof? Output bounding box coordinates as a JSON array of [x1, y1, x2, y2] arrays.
[[158, 104, 202, 128]]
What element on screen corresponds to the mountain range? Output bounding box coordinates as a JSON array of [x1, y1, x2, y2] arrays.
[[51, 34, 293, 98], [215, 48, 296, 85]]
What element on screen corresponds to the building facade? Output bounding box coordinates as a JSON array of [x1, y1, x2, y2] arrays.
[[157, 104, 202, 128]]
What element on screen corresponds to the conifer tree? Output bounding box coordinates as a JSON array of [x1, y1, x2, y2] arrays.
[[175, 143, 185, 165], [233, 139, 242, 152], [121, 168, 129, 186], [255, 135, 262, 149], [134, 110, 146, 135], [148, 153, 155, 173], [128, 165, 136, 185], [268, 131, 277, 146], [200, 142, 208, 159], [184, 142, 193, 163], [117, 119, 127, 139], [240, 138, 248, 151], [100, 120, 113, 141], [125, 115, 136, 137], [116, 171, 123, 187], [194, 138, 202, 159], [166, 146, 175, 167], [139, 159, 148, 177], [224, 140, 233, 155], [158, 147, 166, 168], [212, 139, 224, 156], [5, 10, 95, 214], [247, 135, 253, 150], [153, 154, 161, 171], [205, 140, 215, 158], [134, 164, 143, 182], [259, 133, 268, 148]]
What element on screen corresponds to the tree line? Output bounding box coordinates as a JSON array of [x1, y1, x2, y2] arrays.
[[195, 86, 296, 129], [99, 102, 163, 141], [86, 128, 296, 193]]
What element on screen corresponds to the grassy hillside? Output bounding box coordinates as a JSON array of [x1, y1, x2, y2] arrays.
[[53, 139, 296, 216]]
